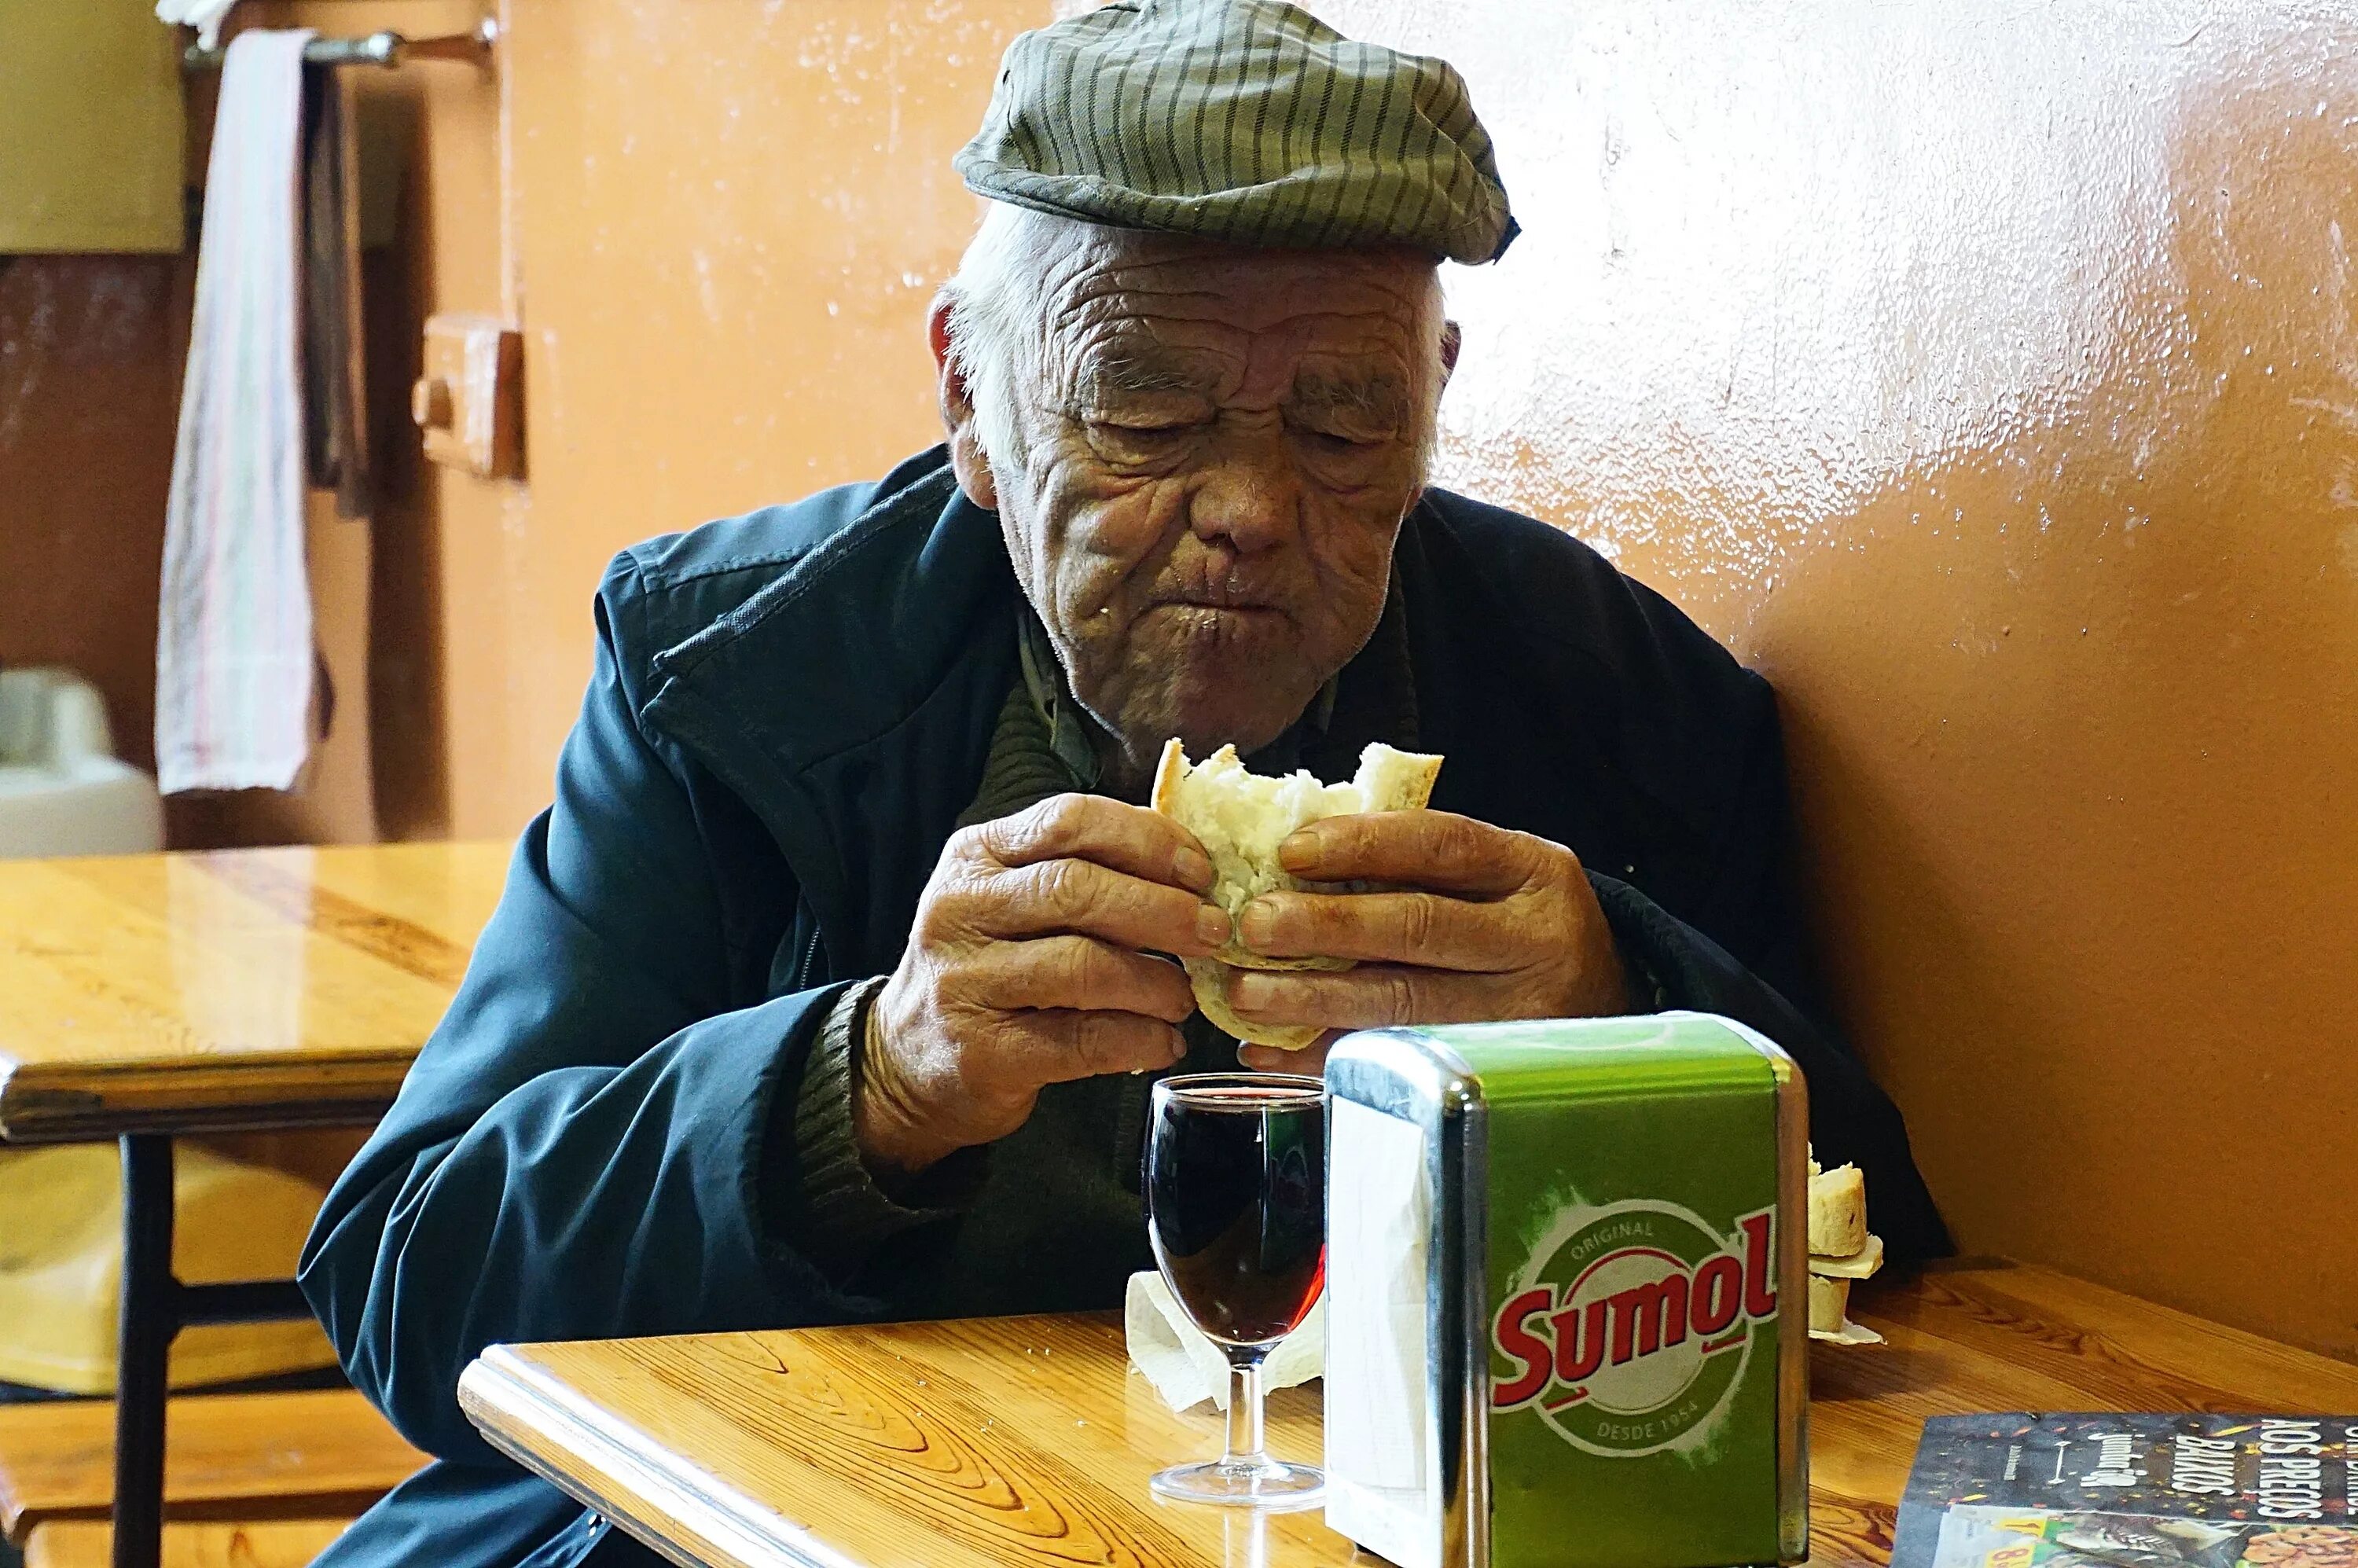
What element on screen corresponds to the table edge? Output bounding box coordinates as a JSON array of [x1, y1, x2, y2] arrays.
[[454, 1270, 2358, 1568], [459, 1346, 870, 1568], [0, 1052, 415, 1143]]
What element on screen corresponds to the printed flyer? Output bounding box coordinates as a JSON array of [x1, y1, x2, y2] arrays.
[[1891, 1414, 2358, 1568]]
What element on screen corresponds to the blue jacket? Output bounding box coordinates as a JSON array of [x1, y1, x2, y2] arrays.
[[301, 448, 1945, 1567]]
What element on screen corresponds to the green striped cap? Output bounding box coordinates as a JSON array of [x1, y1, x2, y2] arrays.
[[955, 0, 1517, 265]]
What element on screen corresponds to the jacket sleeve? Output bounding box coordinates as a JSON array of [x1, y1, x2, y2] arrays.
[[299, 560, 870, 1463], [1593, 683, 1953, 1265]]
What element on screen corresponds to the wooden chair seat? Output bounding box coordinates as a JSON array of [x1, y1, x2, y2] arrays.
[[0, 1389, 421, 1543], [0, 1144, 336, 1396], [24, 1518, 351, 1568]]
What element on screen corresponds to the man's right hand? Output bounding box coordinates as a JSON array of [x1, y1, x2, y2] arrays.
[[858, 793, 1229, 1178]]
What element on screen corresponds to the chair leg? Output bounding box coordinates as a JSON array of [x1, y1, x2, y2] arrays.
[[112, 1136, 176, 1568]]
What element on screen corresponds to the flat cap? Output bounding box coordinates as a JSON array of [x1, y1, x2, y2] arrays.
[[955, 0, 1517, 265]]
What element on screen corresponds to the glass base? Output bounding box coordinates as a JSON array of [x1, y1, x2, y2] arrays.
[[1148, 1456, 1325, 1509]]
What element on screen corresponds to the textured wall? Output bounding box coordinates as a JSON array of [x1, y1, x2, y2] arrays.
[[1320, 0, 2358, 1357], [436, 0, 1049, 835], [278, 0, 509, 842]]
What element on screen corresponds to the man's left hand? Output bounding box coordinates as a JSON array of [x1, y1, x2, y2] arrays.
[[1221, 811, 1629, 1072]]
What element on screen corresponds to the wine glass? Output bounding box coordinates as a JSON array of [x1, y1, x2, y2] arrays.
[[1144, 1072, 1328, 1508]]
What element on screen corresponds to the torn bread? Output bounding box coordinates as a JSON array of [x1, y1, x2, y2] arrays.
[[1811, 1232, 1884, 1280], [1151, 738, 1442, 1050], [1807, 1162, 1868, 1258], [1806, 1154, 1886, 1343], [1808, 1274, 1854, 1335]]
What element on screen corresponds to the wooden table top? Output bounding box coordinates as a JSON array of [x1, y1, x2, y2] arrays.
[[458, 1261, 2358, 1568], [0, 842, 507, 1144]]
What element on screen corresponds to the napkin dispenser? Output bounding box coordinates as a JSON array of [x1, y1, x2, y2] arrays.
[[1323, 1012, 1810, 1568]]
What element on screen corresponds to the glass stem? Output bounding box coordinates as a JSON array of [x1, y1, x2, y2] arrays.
[[1223, 1351, 1268, 1469]]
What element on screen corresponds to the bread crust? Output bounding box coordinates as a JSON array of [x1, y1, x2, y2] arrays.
[[1183, 957, 1325, 1052], [1152, 739, 1445, 1051], [1376, 751, 1444, 812], [1155, 738, 1350, 971], [1149, 736, 1188, 817]]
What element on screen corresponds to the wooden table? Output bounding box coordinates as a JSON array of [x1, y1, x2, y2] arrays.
[[460, 1262, 2358, 1568], [0, 843, 508, 1568], [0, 843, 505, 1143]]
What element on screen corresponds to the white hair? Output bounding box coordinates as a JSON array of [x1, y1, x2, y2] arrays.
[[937, 203, 1076, 481], [936, 202, 1451, 479]]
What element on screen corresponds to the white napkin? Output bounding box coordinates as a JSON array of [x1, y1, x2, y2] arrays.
[[1813, 1319, 1886, 1346], [1124, 1271, 1324, 1413]]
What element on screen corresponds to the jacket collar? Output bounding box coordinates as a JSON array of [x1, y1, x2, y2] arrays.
[[640, 454, 1022, 972]]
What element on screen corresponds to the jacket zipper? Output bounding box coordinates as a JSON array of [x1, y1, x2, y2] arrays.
[[789, 921, 825, 992]]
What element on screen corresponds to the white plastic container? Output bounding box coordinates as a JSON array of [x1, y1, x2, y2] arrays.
[[0, 666, 164, 858]]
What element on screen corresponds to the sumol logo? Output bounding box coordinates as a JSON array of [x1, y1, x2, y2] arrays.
[[1491, 1199, 1779, 1457]]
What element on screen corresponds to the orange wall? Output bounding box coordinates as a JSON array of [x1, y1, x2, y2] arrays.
[[421, 0, 1049, 836], [1320, 0, 2358, 1358], [281, 0, 507, 844]]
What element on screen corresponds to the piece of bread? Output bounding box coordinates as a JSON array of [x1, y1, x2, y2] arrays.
[[1808, 1273, 1853, 1335], [1808, 1162, 1868, 1258], [1151, 738, 1443, 1050], [1805, 1151, 1882, 1342], [1809, 1232, 1885, 1281]]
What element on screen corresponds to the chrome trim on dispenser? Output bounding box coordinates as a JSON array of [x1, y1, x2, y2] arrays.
[[1757, 1041, 1814, 1563]]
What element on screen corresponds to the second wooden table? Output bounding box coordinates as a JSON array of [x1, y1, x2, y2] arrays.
[[0, 842, 507, 1568], [461, 1261, 2358, 1568], [0, 843, 505, 1143]]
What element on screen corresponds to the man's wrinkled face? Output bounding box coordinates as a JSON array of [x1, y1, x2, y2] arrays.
[[942, 227, 1445, 780]]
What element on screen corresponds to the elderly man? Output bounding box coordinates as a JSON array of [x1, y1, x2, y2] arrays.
[[302, 5, 1944, 1564]]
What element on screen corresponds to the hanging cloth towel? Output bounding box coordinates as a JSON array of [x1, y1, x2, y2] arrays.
[[300, 61, 369, 519], [157, 30, 318, 794]]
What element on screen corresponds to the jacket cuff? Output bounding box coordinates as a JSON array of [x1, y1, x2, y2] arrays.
[[772, 977, 983, 1285]]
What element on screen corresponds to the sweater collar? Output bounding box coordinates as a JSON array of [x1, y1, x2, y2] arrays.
[[1005, 569, 1419, 803]]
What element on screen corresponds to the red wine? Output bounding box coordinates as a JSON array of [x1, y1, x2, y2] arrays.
[[1147, 1080, 1327, 1349]]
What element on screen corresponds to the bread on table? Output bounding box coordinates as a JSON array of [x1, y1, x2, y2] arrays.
[[1808, 1162, 1868, 1257], [1150, 739, 1442, 1051], [1807, 1155, 1885, 1344], [1811, 1232, 1883, 1280], [1809, 1273, 1854, 1335]]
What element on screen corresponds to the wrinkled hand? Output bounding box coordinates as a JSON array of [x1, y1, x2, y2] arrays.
[[860, 794, 1229, 1177], [1221, 811, 1628, 1073]]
